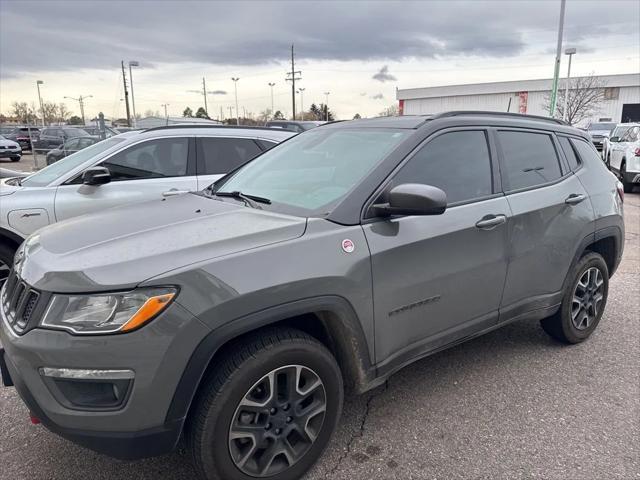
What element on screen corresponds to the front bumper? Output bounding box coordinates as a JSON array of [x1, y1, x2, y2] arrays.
[[0, 149, 21, 158], [0, 290, 211, 459]]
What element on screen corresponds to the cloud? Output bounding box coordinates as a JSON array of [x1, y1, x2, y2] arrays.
[[370, 93, 384, 100], [372, 66, 396, 83], [0, 1, 636, 76], [210, 90, 228, 95]]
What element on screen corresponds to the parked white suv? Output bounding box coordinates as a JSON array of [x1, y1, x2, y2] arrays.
[[607, 123, 640, 193], [0, 125, 294, 275]]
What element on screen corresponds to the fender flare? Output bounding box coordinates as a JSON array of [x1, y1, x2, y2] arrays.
[[165, 295, 375, 425]]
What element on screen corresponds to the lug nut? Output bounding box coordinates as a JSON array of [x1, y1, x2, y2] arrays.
[[283, 404, 290, 411], [265, 423, 272, 430], [275, 428, 281, 435], [270, 407, 277, 414], [286, 416, 292, 423]]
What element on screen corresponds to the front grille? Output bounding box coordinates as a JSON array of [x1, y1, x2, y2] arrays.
[[1, 269, 42, 335]]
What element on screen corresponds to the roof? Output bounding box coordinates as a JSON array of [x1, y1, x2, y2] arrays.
[[325, 115, 432, 129], [397, 73, 640, 100], [132, 125, 295, 141]]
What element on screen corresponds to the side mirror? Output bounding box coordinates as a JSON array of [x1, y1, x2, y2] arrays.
[[82, 166, 111, 186], [609, 136, 620, 143], [373, 183, 447, 217]]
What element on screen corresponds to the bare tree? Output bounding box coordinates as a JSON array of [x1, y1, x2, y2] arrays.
[[11, 101, 38, 124], [58, 103, 71, 123], [41, 101, 59, 124], [543, 74, 607, 125], [378, 104, 399, 117]]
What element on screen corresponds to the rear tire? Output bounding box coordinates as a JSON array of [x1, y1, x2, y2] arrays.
[[10, 156, 20, 162], [541, 252, 609, 344], [188, 328, 343, 480], [621, 162, 633, 193]]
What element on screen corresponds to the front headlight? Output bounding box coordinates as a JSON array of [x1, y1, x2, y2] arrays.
[[40, 287, 177, 335]]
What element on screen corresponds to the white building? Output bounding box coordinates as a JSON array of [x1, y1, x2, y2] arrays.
[[134, 116, 221, 129], [397, 73, 640, 125]]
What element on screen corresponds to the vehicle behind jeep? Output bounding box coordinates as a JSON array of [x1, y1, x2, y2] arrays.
[[0, 112, 624, 480]]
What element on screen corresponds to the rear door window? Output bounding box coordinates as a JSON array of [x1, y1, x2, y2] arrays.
[[198, 137, 262, 175], [498, 130, 563, 191]]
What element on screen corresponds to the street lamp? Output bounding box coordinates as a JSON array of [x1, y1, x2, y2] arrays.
[[161, 103, 170, 126], [64, 95, 92, 125], [297, 87, 305, 120], [324, 92, 330, 121], [268, 82, 276, 119], [129, 61, 139, 126], [231, 77, 240, 125], [563, 47, 577, 123], [36, 80, 45, 127]]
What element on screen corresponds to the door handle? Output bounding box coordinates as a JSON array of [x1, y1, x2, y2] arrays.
[[162, 190, 190, 197], [475, 214, 507, 230], [565, 193, 586, 205]]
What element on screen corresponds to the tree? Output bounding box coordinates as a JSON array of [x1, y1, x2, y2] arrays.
[[379, 104, 399, 117], [543, 73, 607, 126], [11, 101, 38, 124], [353, 113, 362, 119], [58, 103, 71, 123], [67, 115, 83, 125], [308, 103, 334, 121], [273, 110, 285, 120], [183, 106, 193, 118], [195, 107, 209, 119]]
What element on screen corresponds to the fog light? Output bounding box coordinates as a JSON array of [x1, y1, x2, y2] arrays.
[[39, 368, 134, 410]]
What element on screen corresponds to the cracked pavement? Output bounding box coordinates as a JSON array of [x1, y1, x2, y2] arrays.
[[1, 191, 638, 480]]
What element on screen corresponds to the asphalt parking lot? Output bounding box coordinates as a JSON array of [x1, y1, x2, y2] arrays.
[[0, 152, 41, 174], [0, 191, 638, 480]]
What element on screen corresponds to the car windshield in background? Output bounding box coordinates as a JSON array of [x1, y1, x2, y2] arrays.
[[21, 137, 125, 187], [214, 128, 408, 215], [589, 123, 616, 131]]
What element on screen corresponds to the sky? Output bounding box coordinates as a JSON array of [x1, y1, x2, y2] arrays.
[[0, 0, 639, 121]]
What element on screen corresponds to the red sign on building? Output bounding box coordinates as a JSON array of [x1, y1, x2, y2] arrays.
[[518, 91, 528, 114]]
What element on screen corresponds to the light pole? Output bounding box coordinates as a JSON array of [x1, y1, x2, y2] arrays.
[[161, 103, 170, 125], [64, 95, 92, 125], [324, 92, 330, 121], [36, 80, 45, 126], [128, 61, 139, 127], [549, 0, 566, 117], [268, 82, 276, 118], [231, 77, 240, 125], [563, 47, 576, 123], [297, 88, 305, 120]]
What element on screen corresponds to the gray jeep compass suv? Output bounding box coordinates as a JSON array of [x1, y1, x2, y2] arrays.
[[0, 112, 625, 480]]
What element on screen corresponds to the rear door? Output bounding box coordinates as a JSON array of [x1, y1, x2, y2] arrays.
[[496, 129, 593, 318], [196, 136, 264, 189], [363, 128, 510, 365], [54, 136, 197, 222]]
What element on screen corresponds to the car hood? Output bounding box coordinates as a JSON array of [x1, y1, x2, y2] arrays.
[[0, 139, 19, 148], [17, 193, 307, 292]]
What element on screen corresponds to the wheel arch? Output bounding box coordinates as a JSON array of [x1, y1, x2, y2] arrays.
[[574, 226, 622, 278], [0, 227, 24, 251], [166, 295, 376, 427]]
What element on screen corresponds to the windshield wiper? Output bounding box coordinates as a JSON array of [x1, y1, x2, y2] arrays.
[[214, 191, 271, 209]]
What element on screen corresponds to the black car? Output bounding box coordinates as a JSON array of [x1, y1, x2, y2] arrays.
[[2, 126, 41, 150], [33, 127, 88, 153], [45, 136, 100, 165]]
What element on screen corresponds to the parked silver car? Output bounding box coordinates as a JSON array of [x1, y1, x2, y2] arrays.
[[0, 126, 294, 275]]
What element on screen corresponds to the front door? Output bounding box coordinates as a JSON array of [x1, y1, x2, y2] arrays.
[[363, 129, 510, 367], [54, 136, 197, 222]]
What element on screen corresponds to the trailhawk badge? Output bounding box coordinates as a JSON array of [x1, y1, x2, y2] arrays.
[[341, 239, 355, 253]]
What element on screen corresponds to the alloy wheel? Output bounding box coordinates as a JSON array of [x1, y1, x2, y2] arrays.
[[571, 267, 604, 330], [228, 365, 327, 477]]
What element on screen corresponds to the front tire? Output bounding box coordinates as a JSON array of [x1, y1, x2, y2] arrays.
[[188, 328, 344, 480], [541, 252, 609, 344], [10, 156, 20, 162]]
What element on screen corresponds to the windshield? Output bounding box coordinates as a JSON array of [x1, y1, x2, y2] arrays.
[[589, 123, 616, 131], [21, 137, 126, 187], [214, 128, 408, 216]]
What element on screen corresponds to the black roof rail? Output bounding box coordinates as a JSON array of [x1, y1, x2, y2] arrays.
[[143, 124, 286, 133], [430, 111, 568, 126]]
